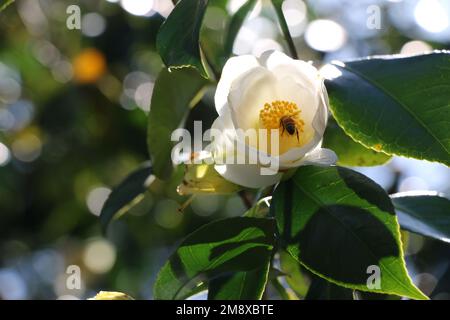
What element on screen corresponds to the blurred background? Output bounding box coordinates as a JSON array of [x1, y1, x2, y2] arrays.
[[0, 0, 449, 300]]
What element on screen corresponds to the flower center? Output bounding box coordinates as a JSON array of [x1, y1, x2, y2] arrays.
[[259, 100, 305, 134]]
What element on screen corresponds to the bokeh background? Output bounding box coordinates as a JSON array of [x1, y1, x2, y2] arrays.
[[0, 0, 449, 300]]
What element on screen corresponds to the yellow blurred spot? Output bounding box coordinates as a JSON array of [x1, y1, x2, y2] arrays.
[[374, 143, 382, 151], [89, 291, 134, 300], [12, 127, 43, 162], [83, 239, 116, 274], [72, 48, 106, 84]]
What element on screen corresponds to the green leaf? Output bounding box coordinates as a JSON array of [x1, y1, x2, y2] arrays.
[[323, 119, 391, 167], [147, 67, 209, 180], [391, 192, 450, 244], [305, 275, 354, 300], [271, 166, 428, 300], [100, 162, 153, 233], [153, 217, 276, 300], [206, 197, 274, 300], [224, 0, 258, 57], [354, 290, 401, 300], [208, 259, 271, 300], [157, 0, 209, 77], [279, 250, 310, 298], [0, 0, 14, 13], [324, 52, 450, 166]]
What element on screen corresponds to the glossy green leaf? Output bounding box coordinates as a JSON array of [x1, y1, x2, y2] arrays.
[[325, 52, 450, 165], [391, 192, 450, 243], [224, 0, 257, 57], [153, 217, 276, 300], [147, 68, 209, 180], [208, 258, 271, 300], [271, 166, 427, 300], [100, 162, 153, 233], [156, 0, 209, 77], [323, 119, 391, 166]]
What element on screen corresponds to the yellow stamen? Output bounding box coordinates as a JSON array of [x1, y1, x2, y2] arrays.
[[259, 100, 305, 133]]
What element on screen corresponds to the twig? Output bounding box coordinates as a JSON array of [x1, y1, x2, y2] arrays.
[[271, 0, 298, 59]]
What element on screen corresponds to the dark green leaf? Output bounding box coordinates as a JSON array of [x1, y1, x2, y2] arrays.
[[224, 0, 258, 57], [325, 52, 450, 165], [391, 192, 450, 244], [100, 162, 153, 233], [305, 274, 354, 300], [271, 166, 427, 299], [323, 119, 391, 166], [147, 68, 209, 180], [208, 259, 270, 300], [153, 217, 276, 300], [353, 290, 401, 300], [157, 0, 209, 77]]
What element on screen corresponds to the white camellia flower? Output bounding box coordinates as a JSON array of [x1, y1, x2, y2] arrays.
[[209, 50, 337, 189]]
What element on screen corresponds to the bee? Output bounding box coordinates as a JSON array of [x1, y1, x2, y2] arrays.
[[280, 116, 299, 142]]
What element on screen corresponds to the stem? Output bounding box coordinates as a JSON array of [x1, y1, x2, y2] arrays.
[[178, 195, 195, 213], [271, 0, 298, 59]]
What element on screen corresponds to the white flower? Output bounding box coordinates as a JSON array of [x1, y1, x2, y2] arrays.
[[210, 50, 337, 189]]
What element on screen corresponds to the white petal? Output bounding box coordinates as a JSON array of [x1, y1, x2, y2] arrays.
[[214, 163, 282, 189], [278, 140, 320, 167], [209, 108, 236, 161], [215, 55, 260, 115], [259, 50, 293, 69], [259, 50, 320, 89], [311, 82, 329, 136], [298, 148, 337, 166], [227, 67, 277, 130], [211, 105, 234, 131]]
